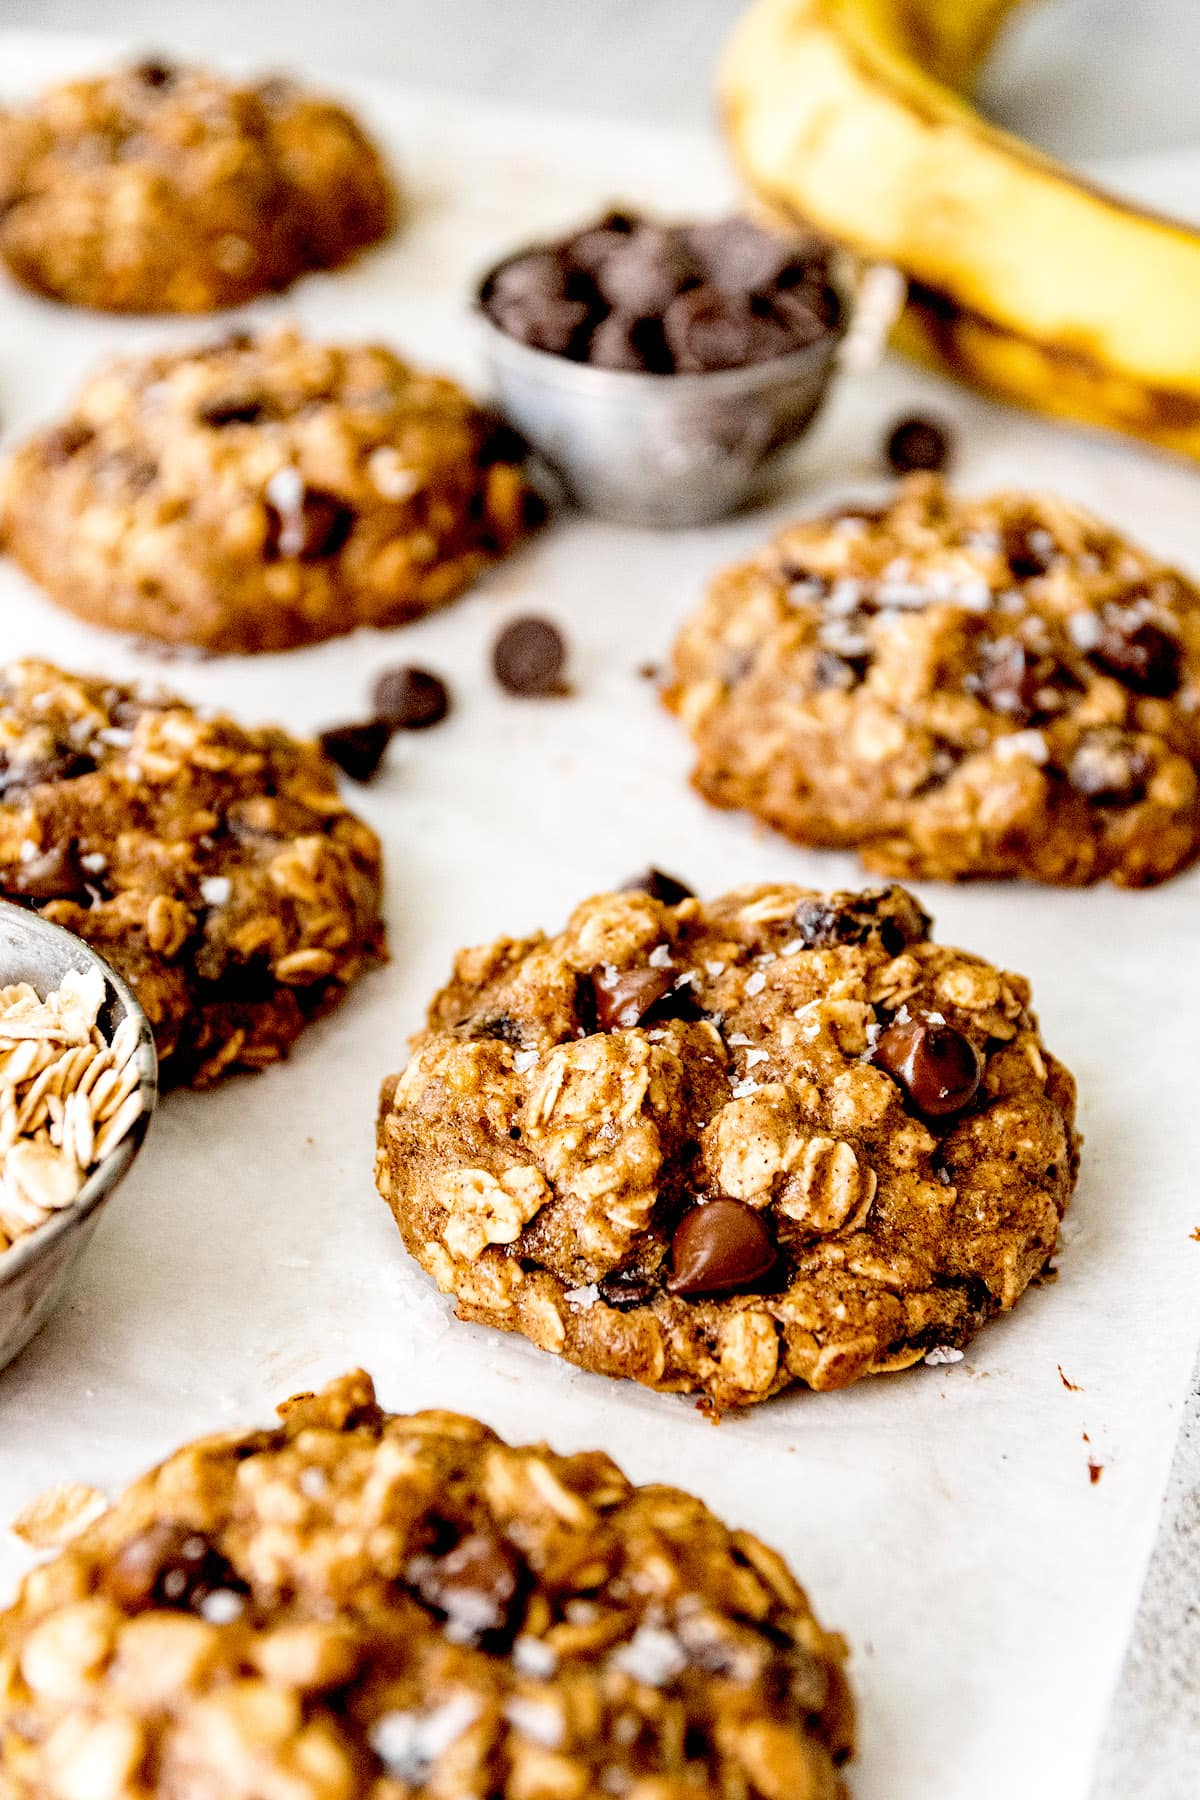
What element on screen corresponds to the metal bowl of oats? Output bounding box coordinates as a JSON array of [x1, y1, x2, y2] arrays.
[[0, 902, 157, 1374]]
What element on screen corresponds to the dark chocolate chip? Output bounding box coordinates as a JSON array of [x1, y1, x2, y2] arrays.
[[588, 311, 653, 372], [491, 295, 594, 357], [663, 286, 791, 372], [266, 487, 355, 561], [492, 617, 566, 696], [620, 869, 695, 906], [885, 416, 951, 475], [318, 720, 391, 783], [873, 1017, 983, 1117], [977, 637, 1038, 719], [1002, 520, 1057, 580], [107, 1524, 248, 1616], [595, 224, 698, 315], [683, 217, 797, 294], [371, 666, 449, 731], [0, 747, 95, 796], [769, 286, 830, 349], [591, 965, 677, 1032], [667, 1199, 776, 1298], [4, 843, 87, 902], [566, 211, 638, 275], [1066, 728, 1148, 804], [464, 1011, 525, 1046], [1088, 609, 1181, 698], [487, 250, 571, 308], [198, 396, 268, 428], [132, 58, 177, 89], [597, 1270, 660, 1310], [812, 649, 868, 692], [408, 1532, 525, 1648], [792, 887, 932, 956]]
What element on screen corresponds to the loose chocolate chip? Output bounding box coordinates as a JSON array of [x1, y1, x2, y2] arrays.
[[566, 211, 638, 275], [1088, 610, 1182, 698], [487, 250, 572, 309], [1002, 520, 1057, 580], [107, 1524, 248, 1616], [4, 843, 87, 902], [591, 965, 677, 1032], [588, 311, 654, 372], [595, 225, 698, 315], [885, 416, 951, 475], [133, 58, 176, 89], [769, 287, 831, 349], [620, 868, 695, 906], [318, 720, 391, 783], [683, 216, 797, 294], [667, 1199, 776, 1298], [408, 1532, 525, 1647], [792, 888, 932, 956], [199, 396, 267, 428], [492, 617, 566, 696], [491, 295, 594, 357], [40, 421, 95, 465], [1067, 729, 1148, 804], [265, 486, 355, 561], [663, 286, 791, 372], [372, 666, 450, 731], [873, 1017, 983, 1117]]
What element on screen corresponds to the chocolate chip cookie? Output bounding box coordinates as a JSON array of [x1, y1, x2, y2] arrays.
[[0, 661, 384, 1087], [376, 877, 1079, 1406], [666, 475, 1200, 885], [0, 59, 394, 312], [0, 327, 539, 653], [0, 1369, 854, 1798]]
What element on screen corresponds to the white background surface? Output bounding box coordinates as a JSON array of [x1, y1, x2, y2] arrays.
[[0, 19, 1197, 1800]]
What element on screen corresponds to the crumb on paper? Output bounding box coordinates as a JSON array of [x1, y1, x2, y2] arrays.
[[11, 1482, 107, 1548], [1191, 1226, 1200, 1242], [1088, 1462, 1104, 1486], [695, 1396, 723, 1426], [1058, 1365, 1083, 1392]]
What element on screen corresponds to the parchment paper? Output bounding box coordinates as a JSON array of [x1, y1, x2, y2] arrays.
[[0, 35, 1197, 1799]]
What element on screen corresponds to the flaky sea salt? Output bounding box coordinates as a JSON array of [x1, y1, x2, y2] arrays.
[[924, 1346, 964, 1366], [370, 1695, 481, 1783], [200, 876, 233, 905], [564, 1284, 599, 1309], [512, 1635, 559, 1678], [512, 1049, 539, 1074], [613, 1624, 689, 1687]]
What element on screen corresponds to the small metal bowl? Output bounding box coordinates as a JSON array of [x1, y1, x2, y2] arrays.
[[475, 276, 846, 528], [0, 903, 157, 1375]]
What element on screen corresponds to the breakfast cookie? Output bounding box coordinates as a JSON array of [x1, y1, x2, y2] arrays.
[[0, 327, 539, 653], [0, 59, 394, 312], [666, 475, 1200, 886], [0, 1369, 854, 1798], [0, 660, 384, 1088], [376, 877, 1078, 1407]]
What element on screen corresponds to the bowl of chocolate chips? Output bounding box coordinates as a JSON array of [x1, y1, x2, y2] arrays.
[[477, 211, 846, 526]]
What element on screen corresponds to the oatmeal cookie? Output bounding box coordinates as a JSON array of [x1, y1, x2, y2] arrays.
[[0, 327, 539, 654], [376, 877, 1078, 1406], [0, 660, 384, 1088], [666, 475, 1200, 886], [0, 1369, 854, 1799], [0, 59, 393, 312]]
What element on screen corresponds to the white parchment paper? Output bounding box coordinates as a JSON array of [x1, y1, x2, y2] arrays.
[[0, 35, 1197, 1800]]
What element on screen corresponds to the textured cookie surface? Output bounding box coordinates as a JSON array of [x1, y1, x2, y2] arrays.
[[0, 327, 538, 653], [376, 879, 1078, 1406], [0, 59, 393, 312], [0, 661, 384, 1088], [666, 475, 1200, 886], [0, 1370, 853, 1798]]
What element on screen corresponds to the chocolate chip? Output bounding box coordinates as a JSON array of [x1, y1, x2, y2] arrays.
[[566, 211, 638, 275], [620, 869, 695, 906], [597, 1270, 659, 1310], [1067, 729, 1148, 804], [492, 294, 594, 357], [769, 286, 831, 349], [663, 286, 791, 372], [199, 396, 267, 428], [318, 720, 391, 783], [4, 843, 87, 902], [683, 217, 798, 294], [873, 1017, 983, 1117], [487, 250, 571, 308], [595, 225, 698, 315], [107, 1524, 248, 1616], [476, 414, 530, 467], [408, 1532, 525, 1647], [792, 888, 932, 957], [591, 965, 677, 1032], [667, 1199, 776, 1298], [492, 617, 566, 696], [1088, 609, 1181, 698], [464, 1011, 525, 1046], [589, 311, 655, 373], [40, 422, 95, 465], [1003, 520, 1057, 580], [266, 486, 355, 561], [812, 649, 867, 692], [0, 747, 95, 796], [977, 638, 1038, 718], [372, 666, 450, 731], [885, 417, 951, 475], [133, 58, 176, 89]]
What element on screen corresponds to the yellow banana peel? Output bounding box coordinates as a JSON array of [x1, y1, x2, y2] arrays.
[[720, 0, 1200, 458]]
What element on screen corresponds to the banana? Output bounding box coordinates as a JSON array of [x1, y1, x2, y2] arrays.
[[720, 0, 1200, 459]]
